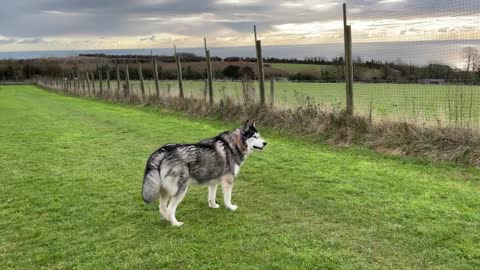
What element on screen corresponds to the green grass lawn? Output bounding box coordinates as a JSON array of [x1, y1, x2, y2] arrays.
[[1, 85, 479, 269]]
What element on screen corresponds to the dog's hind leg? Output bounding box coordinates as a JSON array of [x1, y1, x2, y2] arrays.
[[158, 190, 170, 221], [208, 184, 219, 208], [221, 175, 237, 211], [167, 185, 188, 226]]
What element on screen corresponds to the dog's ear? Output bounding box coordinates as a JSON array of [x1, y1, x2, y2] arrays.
[[251, 120, 256, 129], [244, 120, 250, 131]]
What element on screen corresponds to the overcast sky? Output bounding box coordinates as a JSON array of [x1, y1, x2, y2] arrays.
[[0, 0, 479, 52]]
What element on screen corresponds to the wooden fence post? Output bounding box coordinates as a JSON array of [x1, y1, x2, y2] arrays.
[[69, 73, 73, 93], [68, 73, 72, 93], [73, 71, 80, 95], [64, 73, 68, 91], [71, 73, 75, 93], [206, 50, 214, 105], [124, 61, 130, 98], [106, 64, 111, 93], [203, 79, 208, 100], [343, 3, 348, 82], [66, 73, 69, 92], [86, 72, 91, 95], [98, 65, 103, 96], [115, 62, 121, 96], [256, 39, 266, 106], [138, 61, 145, 100], [344, 4, 354, 115], [91, 71, 96, 95], [81, 72, 86, 94], [204, 38, 214, 105], [270, 77, 275, 107], [74, 73, 78, 93], [73, 73, 76, 93], [174, 45, 184, 99], [346, 25, 354, 115], [65, 73, 69, 91], [152, 57, 160, 100], [76, 73, 80, 93]]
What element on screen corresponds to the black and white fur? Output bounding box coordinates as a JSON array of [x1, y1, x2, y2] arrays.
[[142, 120, 267, 226]]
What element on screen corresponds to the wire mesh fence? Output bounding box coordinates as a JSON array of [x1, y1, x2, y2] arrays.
[[347, 1, 480, 128], [26, 1, 480, 131]]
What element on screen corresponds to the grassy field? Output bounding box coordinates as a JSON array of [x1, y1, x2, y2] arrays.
[[121, 80, 480, 126], [269, 63, 382, 80], [269, 63, 336, 74], [2, 85, 480, 269]]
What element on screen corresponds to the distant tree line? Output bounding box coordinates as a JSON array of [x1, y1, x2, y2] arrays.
[[79, 53, 222, 63], [1, 47, 479, 83]]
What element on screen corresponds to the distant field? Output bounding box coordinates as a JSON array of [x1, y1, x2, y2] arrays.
[[116, 80, 480, 127], [269, 63, 336, 74]]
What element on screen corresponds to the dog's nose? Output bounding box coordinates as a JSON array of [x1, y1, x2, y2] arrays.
[[263, 142, 267, 146]]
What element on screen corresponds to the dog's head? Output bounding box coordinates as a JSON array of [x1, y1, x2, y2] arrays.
[[242, 120, 267, 152]]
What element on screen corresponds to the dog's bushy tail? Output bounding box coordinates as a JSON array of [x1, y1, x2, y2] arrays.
[[142, 145, 175, 204]]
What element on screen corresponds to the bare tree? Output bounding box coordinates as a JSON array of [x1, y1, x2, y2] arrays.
[[462, 46, 479, 72]]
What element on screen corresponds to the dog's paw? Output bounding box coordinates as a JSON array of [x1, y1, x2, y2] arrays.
[[159, 210, 170, 221], [227, 204, 238, 211], [171, 221, 184, 227], [209, 202, 220, 208]]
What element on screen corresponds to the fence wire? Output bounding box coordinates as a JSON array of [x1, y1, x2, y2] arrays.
[[347, 1, 480, 128], [27, 0, 480, 131]]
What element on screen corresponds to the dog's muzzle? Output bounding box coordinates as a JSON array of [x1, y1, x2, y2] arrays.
[[253, 142, 267, 150]]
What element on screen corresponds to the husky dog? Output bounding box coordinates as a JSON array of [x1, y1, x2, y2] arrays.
[[142, 120, 267, 226]]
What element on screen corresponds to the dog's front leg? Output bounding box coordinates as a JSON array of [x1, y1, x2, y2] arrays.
[[208, 184, 220, 208], [221, 176, 237, 211]]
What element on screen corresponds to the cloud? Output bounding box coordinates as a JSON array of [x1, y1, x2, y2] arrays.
[[280, 2, 304, 8], [216, 0, 262, 5], [16, 38, 47, 44], [378, 0, 406, 4], [0, 38, 16, 45], [0, 0, 479, 51]]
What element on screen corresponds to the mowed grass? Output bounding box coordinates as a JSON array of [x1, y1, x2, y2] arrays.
[[1, 85, 480, 269]]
